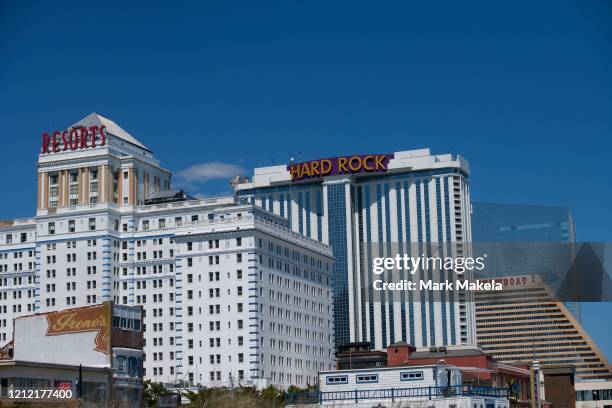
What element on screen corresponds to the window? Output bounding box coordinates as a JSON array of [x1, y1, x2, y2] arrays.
[[48, 222, 55, 235], [89, 218, 96, 231], [236, 237, 242, 247], [356, 374, 378, 383], [326, 375, 348, 385], [68, 220, 75, 232], [143, 220, 149, 230], [400, 371, 424, 381]]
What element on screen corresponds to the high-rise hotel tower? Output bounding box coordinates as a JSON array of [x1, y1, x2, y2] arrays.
[[0, 113, 335, 388], [234, 150, 476, 349]]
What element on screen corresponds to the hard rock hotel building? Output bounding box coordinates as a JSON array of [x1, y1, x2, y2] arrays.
[[0, 113, 335, 388], [234, 149, 476, 350]]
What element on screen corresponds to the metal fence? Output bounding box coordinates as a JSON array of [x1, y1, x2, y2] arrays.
[[285, 385, 509, 405]]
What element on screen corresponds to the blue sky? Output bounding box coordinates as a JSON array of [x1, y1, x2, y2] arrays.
[[1, 1, 611, 355]]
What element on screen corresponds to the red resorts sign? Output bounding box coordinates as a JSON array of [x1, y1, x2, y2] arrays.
[[41, 125, 107, 154], [289, 154, 394, 182]]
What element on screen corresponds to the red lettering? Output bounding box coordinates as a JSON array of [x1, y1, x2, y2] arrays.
[[41, 133, 51, 154], [61, 131, 68, 151], [69, 129, 79, 150], [52, 131, 60, 153], [80, 128, 88, 149], [99, 125, 107, 146], [89, 126, 99, 148]]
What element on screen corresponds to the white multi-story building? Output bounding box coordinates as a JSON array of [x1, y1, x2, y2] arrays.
[[0, 113, 335, 388], [235, 149, 475, 350]]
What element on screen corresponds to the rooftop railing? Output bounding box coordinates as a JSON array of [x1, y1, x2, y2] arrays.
[[286, 385, 509, 405]]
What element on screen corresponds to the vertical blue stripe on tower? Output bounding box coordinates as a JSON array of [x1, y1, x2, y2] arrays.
[[436, 178, 448, 345], [424, 181, 436, 346], [403, 181, 415, 345], [287, 192, 292, 228], [279, 194, 285, 218], [297, 192, 304, 235], [326, 183, 350, 347], [416, 182, 427, 346], [355, 186, 367, 342], [316, 191, 323, 243], [376, 184, 387, 348], [305, 191, 311, 238], [395, 182, 407, 343], [365, 185, 375, 347], [384, 183, 395, 344], [444, 177, 456, 345]]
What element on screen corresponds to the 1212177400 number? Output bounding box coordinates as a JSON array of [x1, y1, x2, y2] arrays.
[[7, 388, 73, 399]]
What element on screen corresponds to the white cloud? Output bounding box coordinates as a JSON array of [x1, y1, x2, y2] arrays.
[[176, 162, 245, 184]]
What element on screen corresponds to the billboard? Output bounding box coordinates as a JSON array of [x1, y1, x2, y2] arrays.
[[13, 303, 112, 367]]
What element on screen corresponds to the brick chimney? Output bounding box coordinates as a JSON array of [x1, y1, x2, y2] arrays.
[[387, 342, 416, 367]]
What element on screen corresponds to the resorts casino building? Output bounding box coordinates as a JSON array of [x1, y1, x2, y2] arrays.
[[0, 113, 335, 388], [234, 149, 476, 350]]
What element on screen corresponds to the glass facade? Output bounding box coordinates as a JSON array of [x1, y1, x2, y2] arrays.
[[326, 183, 350, 346], [471, 202, 580, 321]]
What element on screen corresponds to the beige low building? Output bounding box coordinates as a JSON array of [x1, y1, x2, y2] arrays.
[[475, 275, 612, 381], [575, 379, 612, 408], [0, 360, 111, 401]]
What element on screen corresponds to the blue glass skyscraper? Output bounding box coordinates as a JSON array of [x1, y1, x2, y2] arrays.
[[471, 202, 580, 321]]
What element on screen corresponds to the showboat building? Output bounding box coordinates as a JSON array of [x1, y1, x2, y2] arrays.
[[0, 113, 335, 389]]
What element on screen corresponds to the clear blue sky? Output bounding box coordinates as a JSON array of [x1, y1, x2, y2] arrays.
[[1, 1, 611, 355]]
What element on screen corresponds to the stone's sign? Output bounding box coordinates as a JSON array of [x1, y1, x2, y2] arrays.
[[289, 154, 394, 182], [45, 303, 111, 353], [41, 125, 107, 154]]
